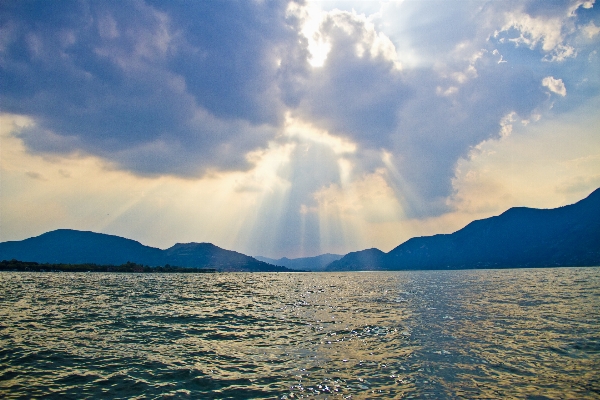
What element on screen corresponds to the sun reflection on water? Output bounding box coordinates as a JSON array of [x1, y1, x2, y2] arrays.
[[0, 268, 598, 399]]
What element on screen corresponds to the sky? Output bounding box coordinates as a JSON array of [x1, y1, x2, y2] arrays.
[[1, 0, 599, 258]]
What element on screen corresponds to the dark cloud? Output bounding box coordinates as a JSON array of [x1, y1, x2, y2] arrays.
[[0, 0, 303, 175], [390, 56, 548, 216], [150, 1, 299, 126]]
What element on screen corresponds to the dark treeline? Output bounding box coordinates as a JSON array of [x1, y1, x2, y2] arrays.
[[0, 259, 216, 273]]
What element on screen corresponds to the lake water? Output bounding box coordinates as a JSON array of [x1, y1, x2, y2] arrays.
[[1, 268, 599, 399]]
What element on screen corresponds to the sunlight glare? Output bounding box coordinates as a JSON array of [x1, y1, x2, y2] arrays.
[[288, 2, 331, 68]]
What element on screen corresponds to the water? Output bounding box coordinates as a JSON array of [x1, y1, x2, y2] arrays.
[[1, 268, 599, 399]]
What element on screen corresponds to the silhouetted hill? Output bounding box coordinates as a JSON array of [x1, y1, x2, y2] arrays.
[[164, 242, 289, 272], [0, 230, 291, 272], [255, 253, 343, 271], [0, 229, 163, 265], [325, 248, 386, 271], [327, 188, 600, 271]]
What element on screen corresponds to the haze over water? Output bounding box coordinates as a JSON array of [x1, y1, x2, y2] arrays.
[[1, 268, 599, 399]]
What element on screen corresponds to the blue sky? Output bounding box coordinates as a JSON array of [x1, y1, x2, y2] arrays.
[[1, 0, 599, 258]]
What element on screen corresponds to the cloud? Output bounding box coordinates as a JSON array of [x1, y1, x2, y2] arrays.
[[25, 171, 44, 180], [499, 10, 567, 53], [289, 7, 409, 149], [450, 93, 600, 216], [0, 113, 301, 254], [542, 76, 567, 96], [301, 0, 598, 215], [387, 55, 550, 215], [584, 21, 600, 38], [0, 1, 301, 176], [492, 0, 600, 62], [282, 4, 547, 215], [1, 0, 599, 234]]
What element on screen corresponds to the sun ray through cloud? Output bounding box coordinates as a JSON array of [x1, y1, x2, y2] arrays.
[[0, 0, 598, 258]]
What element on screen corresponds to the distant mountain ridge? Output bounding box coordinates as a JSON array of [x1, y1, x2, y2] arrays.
[[0, 230, 290, 272], [327, 188, 600, 271], [3, 189, 599, 272], [255, 253, 343, 271]]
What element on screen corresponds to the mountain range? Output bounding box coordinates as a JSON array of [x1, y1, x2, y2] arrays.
[[326, 188, 600, 271], [0, 230, 291, 272], [254, 254, 343, 271], [1, 188, 598, 272]]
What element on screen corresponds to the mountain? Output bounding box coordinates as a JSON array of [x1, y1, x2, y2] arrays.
[[163, 242, 288, 272], [324, 248, 386, 271], [3, 189, 599, 272], [0, 229, 291, 272], [254, 253, 343, 271], [0, 229, 163, 266], [327, 188, 600, 271]]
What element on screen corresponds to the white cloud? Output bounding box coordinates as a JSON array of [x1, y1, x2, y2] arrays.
[[496, 6, 579, 62], [542, 76, 567, 96], [499, 112, 517, 138], [543, 44, 577, 62], [569, 0, 595, 15], [435, 85, 459, 97], [501, 12, 563, 50], [324, 8, 402, 69], [287, 2, 331, 68], [584, 21, 600, 38]]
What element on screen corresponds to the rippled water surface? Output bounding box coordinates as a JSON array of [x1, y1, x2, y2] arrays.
[[1, 268, 599, 399]]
